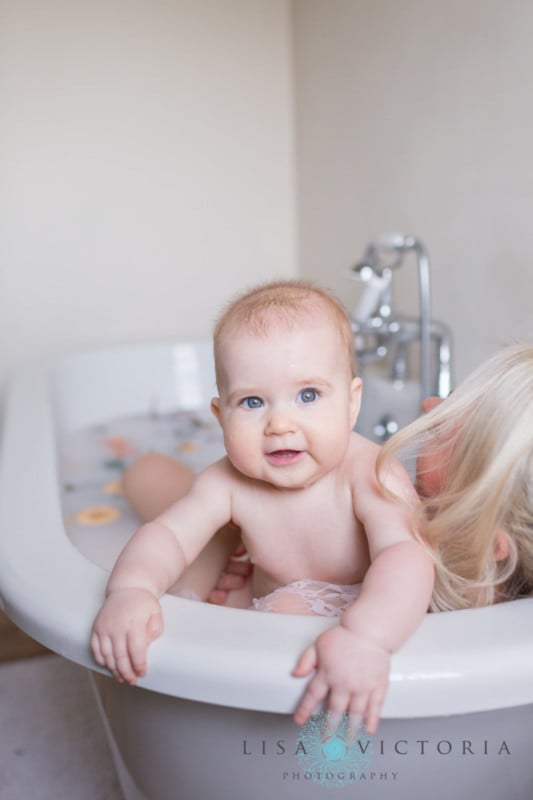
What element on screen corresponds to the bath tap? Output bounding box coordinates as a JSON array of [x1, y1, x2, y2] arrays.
[[348, 234, 452, 443], [349, 233, 451, 402]]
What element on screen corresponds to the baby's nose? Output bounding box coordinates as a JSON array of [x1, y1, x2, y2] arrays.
[[265, 407, 296, 435]]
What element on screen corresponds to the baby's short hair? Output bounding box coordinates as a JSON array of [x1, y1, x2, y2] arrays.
[[213, 279, 356, 384]]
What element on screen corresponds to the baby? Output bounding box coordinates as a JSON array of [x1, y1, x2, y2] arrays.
[[91, 280, 434, 733]]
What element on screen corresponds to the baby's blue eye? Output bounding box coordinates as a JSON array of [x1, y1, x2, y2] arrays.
[[298, 388, 318, 403], [240, 396, 263, 409]]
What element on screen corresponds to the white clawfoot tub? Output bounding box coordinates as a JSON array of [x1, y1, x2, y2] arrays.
[[0, 341, 532, 799]]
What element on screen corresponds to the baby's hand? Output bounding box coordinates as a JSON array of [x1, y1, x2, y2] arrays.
[[91, 588, 163, 684], [292, 625, 390, 735]]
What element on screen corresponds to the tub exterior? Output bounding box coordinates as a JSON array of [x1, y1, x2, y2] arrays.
[[91, 674, 533, 800]]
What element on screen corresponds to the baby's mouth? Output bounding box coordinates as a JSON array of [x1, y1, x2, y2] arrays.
[[265, 449, 304, 465]]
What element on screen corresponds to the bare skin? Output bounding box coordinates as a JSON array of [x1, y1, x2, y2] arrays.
[[206, 543, 253, 607], [209, 398, 450, 603], [121, 452, 246, 603], [91, 316, 434, 733]]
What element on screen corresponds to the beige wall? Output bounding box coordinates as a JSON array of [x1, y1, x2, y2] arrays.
[[293, 0, 533, 381], [0, 0, 295, 394], [3, 0, 533, 398]]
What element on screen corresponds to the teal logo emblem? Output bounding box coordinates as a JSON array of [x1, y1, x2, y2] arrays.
[[297, 712, 373, 788]]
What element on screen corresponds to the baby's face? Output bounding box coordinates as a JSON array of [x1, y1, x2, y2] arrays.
[[211, 318, 361, 489]]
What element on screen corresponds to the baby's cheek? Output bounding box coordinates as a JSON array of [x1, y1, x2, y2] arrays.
[[225, 430, 256, 469]]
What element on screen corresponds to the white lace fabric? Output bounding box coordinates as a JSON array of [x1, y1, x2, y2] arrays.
[[251, 579, 361, 617]]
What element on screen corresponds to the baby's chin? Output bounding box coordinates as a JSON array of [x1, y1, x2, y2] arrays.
[[262, 466, 328, 491], [227, 452, 334, 491], [229, 461, 311, 490]]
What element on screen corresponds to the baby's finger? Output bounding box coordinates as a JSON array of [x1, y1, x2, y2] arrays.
[[99, 634, 117, 674], [364, 687, 387, 735], [292, 644, 317, 677], [115, 648, 137, 684], [92, 633, 125, 683], [324, 694, 350, 738], [126, 630, 149, 678], [342, 693, 368, 741], [90, 632, 105, 666], [294, 674, 329, 726], [345, 712, 362, 743]]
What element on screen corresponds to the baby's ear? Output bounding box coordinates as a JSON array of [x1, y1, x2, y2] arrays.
[[494, 529, 510, 562], [210, 397, 221, 424]]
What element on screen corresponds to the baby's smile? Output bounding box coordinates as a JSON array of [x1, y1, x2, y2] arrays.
[[265, 449, 305, 466]]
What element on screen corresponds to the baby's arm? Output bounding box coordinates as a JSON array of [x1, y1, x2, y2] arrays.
[[293, 458, 434, 734], [91, 460, 233, 683]]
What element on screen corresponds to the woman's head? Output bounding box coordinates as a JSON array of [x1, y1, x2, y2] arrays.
[[378, 344, 533, 611]]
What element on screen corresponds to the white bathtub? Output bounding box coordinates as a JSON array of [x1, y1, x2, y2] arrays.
[[0, 341, 532, 799]]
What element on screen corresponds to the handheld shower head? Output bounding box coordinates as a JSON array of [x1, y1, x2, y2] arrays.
[[371, 232, 416, 251], [353, 234, 411, 278]]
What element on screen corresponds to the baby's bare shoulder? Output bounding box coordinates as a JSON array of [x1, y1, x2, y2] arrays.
[[345, 434, 418, 553], [345, 432, 415, 500], [345, 431, 381, 469], [195, 456, 263, 498], [191, 456, 239, 493]]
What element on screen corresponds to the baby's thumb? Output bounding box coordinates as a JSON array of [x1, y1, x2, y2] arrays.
[[292, 644, 317, 677]]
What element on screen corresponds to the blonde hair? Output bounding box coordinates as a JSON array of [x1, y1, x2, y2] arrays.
[[213, 279, 356, 386], [377, 344, 533, 611]]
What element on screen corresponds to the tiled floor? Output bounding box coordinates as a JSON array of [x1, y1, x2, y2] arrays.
[[0, 616, 124, 800]]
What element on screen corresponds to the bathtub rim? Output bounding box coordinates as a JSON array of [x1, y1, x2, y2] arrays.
[[1, 341, 533, 718]]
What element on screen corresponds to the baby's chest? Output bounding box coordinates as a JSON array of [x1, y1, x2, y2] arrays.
[[235, 486, 363, 565], [242, 482, 348, 525]]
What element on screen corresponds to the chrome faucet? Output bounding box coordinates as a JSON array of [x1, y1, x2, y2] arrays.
[[349, 234, 452, 404]]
